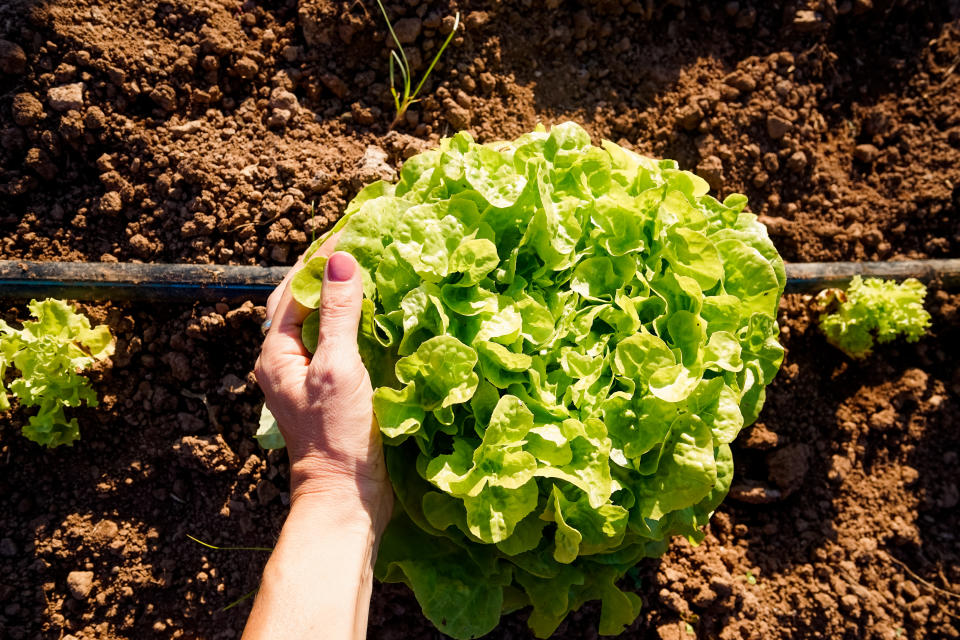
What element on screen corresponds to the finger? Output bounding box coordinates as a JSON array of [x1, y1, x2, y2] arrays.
[[310, 251, 363, 369], [266, 230, 343, 321], [266, 255, 302, 323], [259, 272, 313, 388]]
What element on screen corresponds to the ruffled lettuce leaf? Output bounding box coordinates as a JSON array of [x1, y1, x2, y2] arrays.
[[258, 123, 786, 639], [1, 299, 114, 446]]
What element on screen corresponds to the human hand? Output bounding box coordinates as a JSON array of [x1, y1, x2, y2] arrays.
[[254, 239, 392, 534]]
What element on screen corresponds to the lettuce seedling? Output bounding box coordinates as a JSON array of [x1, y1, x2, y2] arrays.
[[818, 276, 930, 358], [0, 299, 114, 446], [258, 123, 785, 638]]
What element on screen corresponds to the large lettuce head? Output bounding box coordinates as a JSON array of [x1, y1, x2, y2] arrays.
[[260, 122, 785, 638]]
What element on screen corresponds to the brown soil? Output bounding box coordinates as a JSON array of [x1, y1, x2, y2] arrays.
[[1, 1, 959, 639]]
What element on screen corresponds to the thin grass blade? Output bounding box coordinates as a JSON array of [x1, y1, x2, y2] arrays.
[[186, 534, 273, 553], [412, 11, 460, 99]]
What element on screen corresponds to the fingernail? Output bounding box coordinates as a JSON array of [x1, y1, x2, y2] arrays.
[[326, 252, 355, 282]]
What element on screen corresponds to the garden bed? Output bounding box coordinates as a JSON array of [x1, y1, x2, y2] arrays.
[[1, 1, 958, 639]]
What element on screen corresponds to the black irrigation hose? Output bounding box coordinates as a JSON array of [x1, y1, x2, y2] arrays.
[[0, 259, 958, 303]]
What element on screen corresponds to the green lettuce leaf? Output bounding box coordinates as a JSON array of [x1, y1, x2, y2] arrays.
[[1, 299, 114, 447], [257, 122, 786, 639]]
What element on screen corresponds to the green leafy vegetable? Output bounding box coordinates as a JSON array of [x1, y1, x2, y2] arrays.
[[258, 123, 785, 638], [818, 276, 930, 359], [0, 299, 114, 446]]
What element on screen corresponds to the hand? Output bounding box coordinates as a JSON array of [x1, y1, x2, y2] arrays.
[[254, 239, 392, 534]]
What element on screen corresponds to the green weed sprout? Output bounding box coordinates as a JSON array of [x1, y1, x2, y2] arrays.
[[374, 0, 460, 128], [0, 299, 114, 446], [818, 276, 931, 358]]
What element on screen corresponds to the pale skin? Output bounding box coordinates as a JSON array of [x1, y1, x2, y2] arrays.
[[244, 237, 393, 640]]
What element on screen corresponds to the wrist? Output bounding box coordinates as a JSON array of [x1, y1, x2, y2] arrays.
[[289, 460, 392, 536]]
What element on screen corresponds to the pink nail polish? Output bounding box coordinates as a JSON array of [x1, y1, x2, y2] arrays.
[[326, 252, 355, 282]]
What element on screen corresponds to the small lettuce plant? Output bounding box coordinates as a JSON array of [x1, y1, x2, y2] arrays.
[[818, 276, 930, 358], [258, 123, 785, 638], [1, 299, 113, 446]]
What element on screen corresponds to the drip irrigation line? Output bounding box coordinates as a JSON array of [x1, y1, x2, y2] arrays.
[[0, 258, 958, 302]]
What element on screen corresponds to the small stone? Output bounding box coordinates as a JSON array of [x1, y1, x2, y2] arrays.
[[148, 84, 177, 111], [724, 71, 756, 92], [766, 114, 792, 139], [767, 443, 812, 494], [12, 93, 44, 126], [786, 150, 808, 172], [443, 98, 471, 129], [321, 73, 348, 98], [84, 106, 107, 129], [170, 120, 203, 137], [696, 155, 724, 191], [129, 233, 154, 257], [677, 103, 703, 131], [0, 39, 27, 74], [269, 88, 299, 112], [393, 17, 422, 44], [655, 622, 684, 640], [67, 570, 95, 599], [98, 191, 123, 215], [353, 145, 397, 188], [47, 83, 85, 112], [762, 152, 780, 172], [232, 56, 259, 79], [854, 143, 879, 163], [267, 108, 292, 127], [742, 422, 778, 449], [92, 520, 119, 544], [25, 147, 56, 180], [466, 11, 489, 29]]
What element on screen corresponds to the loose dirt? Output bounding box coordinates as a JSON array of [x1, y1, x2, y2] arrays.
[[1, 1, 958, 639]]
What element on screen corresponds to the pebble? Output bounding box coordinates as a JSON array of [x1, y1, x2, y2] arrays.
[[696, 155, 724, 191], [724, 71, 756, 92], [854, 143, 880, 163], [12, 93, 43, 127], [232, 56, 259, 79], [48, 83, 85, 111], [321, 73, 348, 98], [766, 114, 792, 139], [786, 149, 808, 172], [170, 120, 203, 137], [149, 83, 177, 111], [67, 570, 95, 599], [92, 520, 120, 544], [443, 97, 471, 129], [269, 88, 299, 112], [353, 145, 397, 187], [393, 17, 422, 44], [677, 103, 703, 131]]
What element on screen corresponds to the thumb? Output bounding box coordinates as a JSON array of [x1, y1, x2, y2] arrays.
[[313, 251, 363, 360]]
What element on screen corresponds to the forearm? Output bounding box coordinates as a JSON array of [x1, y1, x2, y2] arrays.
[[242, 494, 380, 640]]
